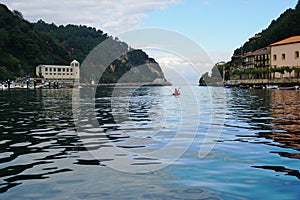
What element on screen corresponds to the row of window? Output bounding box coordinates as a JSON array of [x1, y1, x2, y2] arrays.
[[273, 51, 300, 61], [45, 73, 73, 76], [45, 68, 73, 73]]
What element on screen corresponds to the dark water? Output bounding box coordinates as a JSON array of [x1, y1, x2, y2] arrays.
[[0, 87, 299, 199]]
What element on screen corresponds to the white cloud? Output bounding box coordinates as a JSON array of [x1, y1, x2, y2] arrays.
[[207, 50, 232, 64], [145, 51, 213, 85], [1, 0, 181, 34], [201, 1, 212, 6]]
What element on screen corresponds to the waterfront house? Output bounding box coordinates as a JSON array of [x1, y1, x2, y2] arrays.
[[270, 36, 300, 78], [241, 47, 271, 79], [36, 60, 80, 83]]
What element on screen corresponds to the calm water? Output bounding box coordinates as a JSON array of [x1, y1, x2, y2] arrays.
[[0, 87, 299, 199]]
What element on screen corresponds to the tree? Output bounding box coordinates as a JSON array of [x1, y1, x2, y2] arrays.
[[12, 10, 23, 19], [277, 67, 286, 79], [293, 67, 300, 78], [284, 66, 293, 78], [296, 0, 300, 9], [270, 67, 278, 79]]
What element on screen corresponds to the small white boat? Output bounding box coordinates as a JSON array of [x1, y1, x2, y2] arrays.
[[266, 85, 278, 89], [252, 85, 264, 89], [0, 83, 9, 90], [278, 86, 298, 90]]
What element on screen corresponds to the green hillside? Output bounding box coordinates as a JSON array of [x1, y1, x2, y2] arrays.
[[0, 3, 166, 83], [33, 20, 109, 63], [33, 20, 166, 84], [0, 4, 70, 80], [233, 1, 300, 56]]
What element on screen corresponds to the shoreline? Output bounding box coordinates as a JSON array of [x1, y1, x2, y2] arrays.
[[224, 78, 300, 87], [72, 82, 172, 88]]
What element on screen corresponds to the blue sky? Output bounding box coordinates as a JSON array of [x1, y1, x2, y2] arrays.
[[1, 0, 297, 63], [141, 0, 297, 61]]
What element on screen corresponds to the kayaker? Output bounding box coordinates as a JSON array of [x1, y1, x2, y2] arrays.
[[174, 88, 180, 95]]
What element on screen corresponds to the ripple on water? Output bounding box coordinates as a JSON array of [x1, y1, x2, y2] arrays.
[[0, 88, 300, 199]]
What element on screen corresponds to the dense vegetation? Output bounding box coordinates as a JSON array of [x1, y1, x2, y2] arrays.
[[33, 20, 109, 63], [0, 3, 165, 83], [0, 4, 70, 80], [34, 20, 164, 84], [233, 1, 300, 56]]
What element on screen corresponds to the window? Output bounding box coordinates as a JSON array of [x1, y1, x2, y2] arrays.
[[273, 54, 277, 61], [295, 51, 299, 59], [281, 54, 286, 60], [45, 68, 48, 72], [49, 68, 52, 72], [54, 68, 56, 72], [58, 68, 61, 72]]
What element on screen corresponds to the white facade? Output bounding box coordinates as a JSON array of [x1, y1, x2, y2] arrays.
[[36, 60, 80, 82]]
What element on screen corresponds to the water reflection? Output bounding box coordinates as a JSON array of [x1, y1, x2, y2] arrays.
[[226, 88, 300, 180], [74, 86, 187, 173], [0, 89, 79, 193], [268, 90, 300, 150]]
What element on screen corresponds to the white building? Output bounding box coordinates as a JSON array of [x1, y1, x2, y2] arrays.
[[36, 60, 80, 82]]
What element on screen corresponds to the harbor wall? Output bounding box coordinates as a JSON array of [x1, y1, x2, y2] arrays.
[[225, 78, 300, 86]]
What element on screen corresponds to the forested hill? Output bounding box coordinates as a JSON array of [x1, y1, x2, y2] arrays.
[[0, 4, 70, 80], [33, 20, 166, 84], [33, 20, 109, 63], [233, 1, 300, 56], [0, 3, 166, 83]]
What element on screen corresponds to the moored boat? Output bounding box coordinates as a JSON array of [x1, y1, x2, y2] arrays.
[[0, 83, 9, 90], [278, 86, 298, 90], [266, 85, 279, 89], [252, 85, 265, 89]]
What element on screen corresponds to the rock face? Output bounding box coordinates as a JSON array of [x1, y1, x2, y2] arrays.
[[101, 50, 168, 84]]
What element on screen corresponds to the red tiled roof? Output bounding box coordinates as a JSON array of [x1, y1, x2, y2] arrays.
[[270, 36, 300, 46]]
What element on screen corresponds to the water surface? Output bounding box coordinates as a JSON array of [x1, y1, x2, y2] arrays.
[[0, 87, 299, 199]]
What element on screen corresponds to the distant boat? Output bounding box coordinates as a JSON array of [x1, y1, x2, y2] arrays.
[[14, 84, 28, 89], [239, 85, 249, 89], [0, 83, 9, 90], [266, 85, 278, 89], [278, 86, 298, 90], [252, 85, 264, 89]]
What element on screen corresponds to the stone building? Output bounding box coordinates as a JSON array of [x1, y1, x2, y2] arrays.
[[36, 60, 80, 83], [270, 36, 300, 78]]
